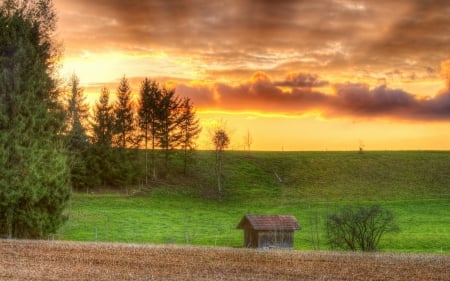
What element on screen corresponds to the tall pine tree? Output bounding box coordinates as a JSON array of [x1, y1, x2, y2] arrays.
[[66, 73, 89, 150], [113, 76, 135, 149], [179, 97, 201, 175], [65, 73, 89, 189], [138, 81, 202, 179], [112, 76, 140, 186], [0, 0, 70, 238], [138, 78, 161, 182], [88, 87, 116, 186], [91, 87, 114, 147], [157, 88, 182, 172]]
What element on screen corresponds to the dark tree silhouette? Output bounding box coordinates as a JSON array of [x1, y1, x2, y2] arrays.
[[157, 88, 182, 172], [138, 78, 161, 182], [179, 97, 201, 175], [113, 76, 135, 149]]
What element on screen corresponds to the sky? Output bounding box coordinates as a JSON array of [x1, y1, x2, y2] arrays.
[[54, 0, 450, 150]]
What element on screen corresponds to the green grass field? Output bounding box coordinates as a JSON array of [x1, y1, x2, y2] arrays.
[[56, 151, 450, 253]]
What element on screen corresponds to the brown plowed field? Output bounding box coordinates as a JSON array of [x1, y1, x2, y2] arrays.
[[1, 240, 448, 280]]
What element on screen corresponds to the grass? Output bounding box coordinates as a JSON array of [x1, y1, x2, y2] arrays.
[[56, 151, 450, 253]]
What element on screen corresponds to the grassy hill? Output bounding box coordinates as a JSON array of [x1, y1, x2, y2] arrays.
[[56, 151, 450, 253]]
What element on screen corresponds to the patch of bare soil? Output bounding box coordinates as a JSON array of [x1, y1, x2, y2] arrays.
[[0, 240, 448, 280]]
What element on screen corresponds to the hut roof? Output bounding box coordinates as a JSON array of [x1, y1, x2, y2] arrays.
[[236, 215, 301, 231]]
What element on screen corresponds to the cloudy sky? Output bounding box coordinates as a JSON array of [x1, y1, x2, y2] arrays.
[[54, 0, 450, 150]]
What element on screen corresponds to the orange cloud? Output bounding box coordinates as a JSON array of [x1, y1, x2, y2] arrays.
[[55, 0, 450, 82], [176, 71, 450, 121]]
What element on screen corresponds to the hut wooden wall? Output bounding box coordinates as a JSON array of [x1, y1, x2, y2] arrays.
[[257, 230, 294, 249], [243, 229, 294, 249]]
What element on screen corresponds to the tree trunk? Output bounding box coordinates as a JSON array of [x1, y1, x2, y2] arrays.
[[145, 126, 148, 185], [151, 134, 157, 180], [216, 150, 222, 193], [6, 208, 13, 239], [183, 145, 187, 175]]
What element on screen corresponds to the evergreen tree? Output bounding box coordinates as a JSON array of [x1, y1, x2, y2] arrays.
[[113, 76, 135, 148], [138, 81, 201, 179], [157, 87, 182, 172], [66, 73, 89, 150], [0, 0, 70, 238], [111, 76, 140, 186], [138, 78, 161, 182], [88, 87, 115, 186], [65, 73, 89, 189], [179, 97, 201, 175], [91, 87, 114, 147]]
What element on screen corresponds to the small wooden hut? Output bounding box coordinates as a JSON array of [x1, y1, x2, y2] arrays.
[[236, 215, 301, 249]]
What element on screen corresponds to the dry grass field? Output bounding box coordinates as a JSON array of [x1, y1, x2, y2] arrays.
[[1, 240, 449, 281]]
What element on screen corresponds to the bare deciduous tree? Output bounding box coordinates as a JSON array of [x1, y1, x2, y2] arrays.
[[212, 128, 230, 193], [325, 205, 399, 252], [244, 129, 253, 152]]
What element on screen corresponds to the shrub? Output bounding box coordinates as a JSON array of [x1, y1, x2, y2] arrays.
[[325, 205, 399, 251]]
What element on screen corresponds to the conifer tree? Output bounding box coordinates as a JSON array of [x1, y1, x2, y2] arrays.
[[88, 87, 116, 186], [0, 0, 70, 238], [138, 78, 161, 182], [65, 73, 89, 189], [138, 81, 202, 179], [91, 87, 114, 147], [113, 76, 135, 148], [179, 97, 201, 175], [111, 76, 140, 185], [157, 88, 182, 171], [66, 74, 89, 150]]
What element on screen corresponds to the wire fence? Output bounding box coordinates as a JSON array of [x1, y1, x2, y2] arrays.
[[55, 219, 243, 247]]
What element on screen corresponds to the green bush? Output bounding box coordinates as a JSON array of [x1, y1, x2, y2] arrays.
[[325, 205, 399, 251]]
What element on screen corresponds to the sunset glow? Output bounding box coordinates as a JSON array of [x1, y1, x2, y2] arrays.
[[54, 0, 450, 150]]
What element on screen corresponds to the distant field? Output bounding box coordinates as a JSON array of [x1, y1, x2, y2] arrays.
[[1, 240, 448, 281], [56, 151, 450, 253]]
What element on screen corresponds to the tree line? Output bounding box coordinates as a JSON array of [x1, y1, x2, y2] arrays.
[[0, 0, 204, 238], [65, 74, 202, 190], [1, 0, 231, 239]]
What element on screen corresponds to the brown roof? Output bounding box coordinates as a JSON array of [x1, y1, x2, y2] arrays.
[[236, 215, 301, 231]]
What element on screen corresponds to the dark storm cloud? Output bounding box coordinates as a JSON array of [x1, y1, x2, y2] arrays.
[[176, 71, 329, 113], [175, 83, 216, 108], [275, 73, 329, 88], [177, 72, 450, 121], [332, 84, 417, 115], [418, 90, 450, 120]]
